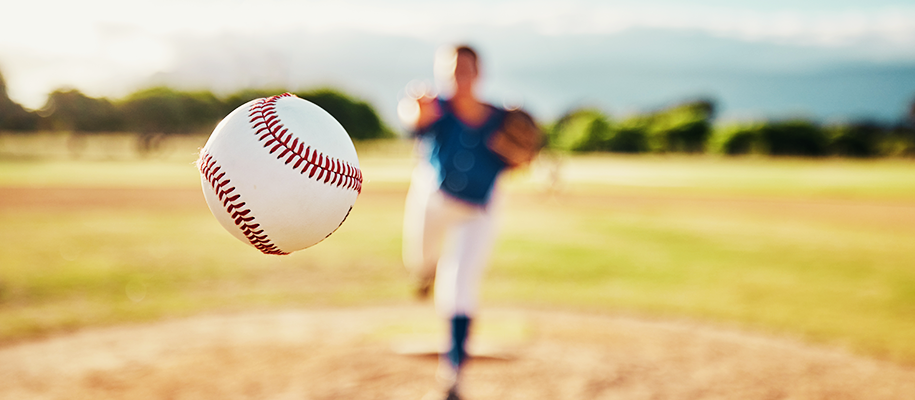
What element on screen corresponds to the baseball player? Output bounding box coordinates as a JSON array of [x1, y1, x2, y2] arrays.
[[400, 44, 511, 400]]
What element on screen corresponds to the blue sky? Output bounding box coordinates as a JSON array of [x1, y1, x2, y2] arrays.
[[2, 0, 915, 126]]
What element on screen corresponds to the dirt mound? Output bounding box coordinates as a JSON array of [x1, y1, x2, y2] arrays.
[[1, 306, 913, 400]]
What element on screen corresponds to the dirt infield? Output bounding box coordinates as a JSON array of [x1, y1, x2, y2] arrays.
[[2, 306, 913, 400]]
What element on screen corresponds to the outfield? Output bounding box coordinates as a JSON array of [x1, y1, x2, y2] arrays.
[[1, 134, 914, 365]]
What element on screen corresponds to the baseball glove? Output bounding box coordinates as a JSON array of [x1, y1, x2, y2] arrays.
[[488, 109, 544, 168]]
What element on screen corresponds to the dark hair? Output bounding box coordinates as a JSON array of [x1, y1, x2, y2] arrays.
[[455, 45, 479, 66]]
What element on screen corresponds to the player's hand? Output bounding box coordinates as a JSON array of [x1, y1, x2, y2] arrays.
[[414, 95, 441, 130], [397, 80, 441, 131]]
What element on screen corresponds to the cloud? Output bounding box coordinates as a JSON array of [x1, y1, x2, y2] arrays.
[[1, 0, 914, 116]]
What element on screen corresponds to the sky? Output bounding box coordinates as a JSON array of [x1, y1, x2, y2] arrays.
[[2, 0, 915, 127]]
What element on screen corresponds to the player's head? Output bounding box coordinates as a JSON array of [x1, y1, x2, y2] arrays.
[[453, 45, 479, 84], [434, 44, 480, 97]]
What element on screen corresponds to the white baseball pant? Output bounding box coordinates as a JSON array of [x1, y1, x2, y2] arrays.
[[402, 162, 498, 317]]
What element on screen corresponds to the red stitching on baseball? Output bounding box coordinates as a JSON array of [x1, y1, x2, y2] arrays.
[[197, 152, 289, 255], [249, 93, 363, 193]]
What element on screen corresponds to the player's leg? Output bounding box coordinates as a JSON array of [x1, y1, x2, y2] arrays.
[[433, 200, 497, 395], [434, 207, 494, 317], [403, 163, 445, 297]]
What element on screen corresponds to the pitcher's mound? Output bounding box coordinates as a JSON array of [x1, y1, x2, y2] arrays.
[[1, 305, 913, 399]]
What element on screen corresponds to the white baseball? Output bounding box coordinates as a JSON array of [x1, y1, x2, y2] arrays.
[[197, 93, 362, 255]]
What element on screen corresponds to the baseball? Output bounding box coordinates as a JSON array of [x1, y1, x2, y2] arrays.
[[197, 93, 362, 255]]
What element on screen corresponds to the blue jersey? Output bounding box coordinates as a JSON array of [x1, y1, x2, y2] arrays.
[[417, 98, 508, 206]]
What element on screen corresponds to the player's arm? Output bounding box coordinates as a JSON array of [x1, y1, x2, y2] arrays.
[[397, 92, 441, 136]]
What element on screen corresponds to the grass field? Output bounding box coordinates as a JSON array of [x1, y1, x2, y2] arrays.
[[1, 133, 914, 364]]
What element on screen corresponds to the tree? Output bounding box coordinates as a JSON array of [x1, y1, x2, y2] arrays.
[[829, 121, 885, 158], [118, 87, 223, 134], [297, 89, 392, 140], [642, 99, 716, 153], [759, 120, 829, 156], [0, 70, 38, 131], [41, 89, 123, 132]]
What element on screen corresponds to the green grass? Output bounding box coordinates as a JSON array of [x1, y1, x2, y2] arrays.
[[489, 192, 915, 360], [1, 135, 914, 364]]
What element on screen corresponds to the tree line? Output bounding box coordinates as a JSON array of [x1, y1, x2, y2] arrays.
[[546, 99, 915, 158], [0, 70, 393, 141], [3, 67, 915, 158]]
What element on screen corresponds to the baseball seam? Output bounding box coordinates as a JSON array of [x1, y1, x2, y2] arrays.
[[198, 152, 289, 255], [249, 93, 363, 194]]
